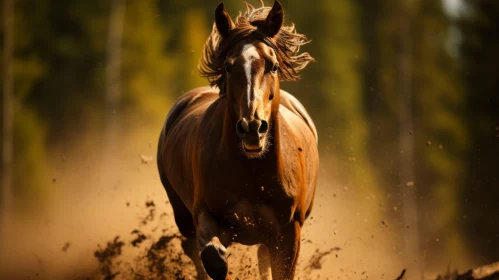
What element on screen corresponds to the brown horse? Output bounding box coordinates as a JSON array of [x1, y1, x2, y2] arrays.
[[157, 1, 318, 279]]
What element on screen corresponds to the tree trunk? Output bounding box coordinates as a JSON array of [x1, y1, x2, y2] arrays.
[[2, 0, 14, 221], [106, 0, 125, 110], [397, 0, 422, 277], [102, 0, 125, 179]]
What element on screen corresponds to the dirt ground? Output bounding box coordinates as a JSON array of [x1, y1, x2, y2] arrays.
[[0, 127, 478, 280]]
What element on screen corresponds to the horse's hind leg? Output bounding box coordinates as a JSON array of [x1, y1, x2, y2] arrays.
[[161, 184, 209, 279], [157, 147, 195, 237], [162, 182, 208, 279], [268, 220, 302, 280], [257, 244, 271, 280], [157, 157, 206, 278]]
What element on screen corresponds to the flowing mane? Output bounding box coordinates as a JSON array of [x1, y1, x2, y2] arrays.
[[198, 2, 315, 91]]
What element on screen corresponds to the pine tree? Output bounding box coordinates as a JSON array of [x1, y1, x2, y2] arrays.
[[120, 0, 172, 123], [2, 0, 14, 214], [178, 8, 210, 92], [287, 1, 378, 198], [360, 0, 468, 270], [459, 0, 499, 262], [1, 0, 51, 208], [412, 0, 468, 266]]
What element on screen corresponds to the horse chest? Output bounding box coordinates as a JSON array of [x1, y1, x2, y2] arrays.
[[214, 196, 294, 245], [204, 178, 297, 240], [197, 148, 304, 243]]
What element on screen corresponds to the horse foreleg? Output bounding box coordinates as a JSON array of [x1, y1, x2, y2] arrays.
[[269, 220, 301, 280], [196, 209, 230, 280], [257, 244, 272, 280], [181, 237, 209, 280]]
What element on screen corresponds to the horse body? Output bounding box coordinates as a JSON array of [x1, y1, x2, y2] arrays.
[[157, 2, 318, 279], [159, 86, 317, 242]]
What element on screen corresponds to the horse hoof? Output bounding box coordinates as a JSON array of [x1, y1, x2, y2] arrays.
[[200, 243, 228, 280]]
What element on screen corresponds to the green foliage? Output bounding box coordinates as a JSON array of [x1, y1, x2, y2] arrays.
[[2, 0, 177, 208], [284, 0, 378, 198], [317, 0, 378, 196], [176, 8, 210, 91], [121, 0, 173, 122], [12, 106, 49, 206]]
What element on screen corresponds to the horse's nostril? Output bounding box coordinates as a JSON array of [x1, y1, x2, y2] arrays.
[[236, 120, 248, 137], [259, 120, 269, 133]]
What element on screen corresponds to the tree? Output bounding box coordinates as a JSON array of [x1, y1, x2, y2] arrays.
[[396, 0, 421, 274], [360, 0, 422, 273], [120, 0, 172, 123], [459, 0, 499, 262], [360, 0, 468, 272], [285, 1, 379, 199], [2, 0, 14, 217], [177, 8, 209, 92], [412, 0, 468, 267], [106, 0, 125, 113], [101, 0, 126, 184]]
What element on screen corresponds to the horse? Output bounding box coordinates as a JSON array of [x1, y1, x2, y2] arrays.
[[157, 1, 318, 279]]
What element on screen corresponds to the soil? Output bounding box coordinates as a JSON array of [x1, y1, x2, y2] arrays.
[[92, 199, 345, 280], [0, 132, 493, 280]]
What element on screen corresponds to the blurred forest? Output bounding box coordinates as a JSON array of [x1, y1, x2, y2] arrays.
[[1, 0, 498, 278]]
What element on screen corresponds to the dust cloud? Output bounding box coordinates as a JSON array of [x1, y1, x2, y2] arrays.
[[0, 119, 469, 280]]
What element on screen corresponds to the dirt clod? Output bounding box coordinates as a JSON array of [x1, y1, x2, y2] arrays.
[[131, 230, 147, 247], [94, 236, 125, 280], [62, 242, 71, 252], [304, 247, 341, 272]]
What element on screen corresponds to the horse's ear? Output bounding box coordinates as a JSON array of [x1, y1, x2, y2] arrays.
[[262, 0, 284, 38], [215, 2, 235, 38]]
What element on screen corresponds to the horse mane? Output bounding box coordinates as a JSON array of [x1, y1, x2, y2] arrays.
[[198, 2, 315, 91]]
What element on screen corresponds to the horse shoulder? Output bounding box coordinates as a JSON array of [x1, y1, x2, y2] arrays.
[[277, 99, 319, 224], [158, 86, 219, 210], [161, 86, 218, 138], [279, 90, 318, 143]]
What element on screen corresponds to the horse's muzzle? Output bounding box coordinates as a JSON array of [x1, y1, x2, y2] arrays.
[[236, 118, 269, 152]]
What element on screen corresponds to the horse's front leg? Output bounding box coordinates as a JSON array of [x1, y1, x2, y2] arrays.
[[196, 209, 231, 280], [269, 220, 301, 280]]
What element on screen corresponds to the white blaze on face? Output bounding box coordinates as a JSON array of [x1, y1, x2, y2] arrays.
[[242, 44, 260, 107]]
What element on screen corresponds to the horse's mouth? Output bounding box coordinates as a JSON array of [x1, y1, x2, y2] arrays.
[[241, 136, 268, 158], [243, 146, 263, 153], [242, 143, 264, 157]]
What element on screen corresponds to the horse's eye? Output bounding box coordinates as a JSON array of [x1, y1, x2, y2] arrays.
[[224, 62, 232, 73], [269, 93, 274, 101], [271, 63, 279, 74]]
